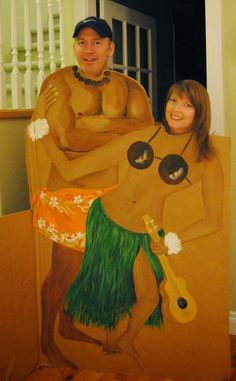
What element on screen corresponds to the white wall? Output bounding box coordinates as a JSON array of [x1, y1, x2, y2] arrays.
[[0, 118, 30, 215], [221, 0, 236, 319], [205, 0, 225, 136]]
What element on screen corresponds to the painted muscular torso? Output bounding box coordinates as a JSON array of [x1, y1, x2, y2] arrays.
[[40, 66, 152, 191]]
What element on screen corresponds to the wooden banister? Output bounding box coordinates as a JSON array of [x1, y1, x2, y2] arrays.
[[0, 109, 33, 119]]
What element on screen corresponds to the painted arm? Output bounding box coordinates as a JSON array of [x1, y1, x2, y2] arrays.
[[73, 77, 154, 134], [177, 155, 223, 243], [32, 77, 75, 148], [33, 74, 154, 152], [60, 77, 154, 151], [41, 126, 153, 182]]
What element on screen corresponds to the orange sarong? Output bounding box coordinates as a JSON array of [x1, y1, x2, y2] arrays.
[[31, 186, 116, 251]]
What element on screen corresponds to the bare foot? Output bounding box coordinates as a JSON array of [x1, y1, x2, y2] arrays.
[[117, 335, 144, 369], [103, 342, 121, 354], [103, 328, 121, 354], [58, 315, 103, 346]]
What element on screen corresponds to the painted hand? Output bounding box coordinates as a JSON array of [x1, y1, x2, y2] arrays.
[[35, 84, 59, 117], [150, 239, 168, 256]]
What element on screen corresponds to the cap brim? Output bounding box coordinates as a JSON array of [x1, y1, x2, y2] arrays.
[[73, 22, 111, 39]]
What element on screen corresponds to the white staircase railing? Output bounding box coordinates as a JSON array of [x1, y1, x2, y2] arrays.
[[10, 0, 22, 108], [48, 0, 57, 73], [0, 14, 6, 107], [57, 0, 66, 68], [24, 0, 35, 108], [36, 0, 45, 93], [0, 0, 66, 109]]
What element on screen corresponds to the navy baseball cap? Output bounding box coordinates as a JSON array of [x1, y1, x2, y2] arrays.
[[73, 16, 113, 40]]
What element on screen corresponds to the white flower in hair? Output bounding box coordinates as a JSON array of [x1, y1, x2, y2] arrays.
[[27, 118, 49, 141], [164, 232, 182, 255]]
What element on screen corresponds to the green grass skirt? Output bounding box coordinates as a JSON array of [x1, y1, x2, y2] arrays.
[[64, 198, 164, 330]]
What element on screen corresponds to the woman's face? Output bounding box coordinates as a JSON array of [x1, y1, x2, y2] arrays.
[[165, 91, 195, 135]]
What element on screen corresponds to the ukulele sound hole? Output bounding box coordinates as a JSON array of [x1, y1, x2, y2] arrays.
[[177, 297, 188, 309]]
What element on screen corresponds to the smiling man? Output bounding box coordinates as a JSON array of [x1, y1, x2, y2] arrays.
[[72, 17, 114, 78], [27, 16, 154, 368], [33, 16, 154, 153]]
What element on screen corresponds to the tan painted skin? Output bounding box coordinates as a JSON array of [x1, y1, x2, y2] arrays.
[[40, 89, 222, 367], [29, 26, 154, 368]]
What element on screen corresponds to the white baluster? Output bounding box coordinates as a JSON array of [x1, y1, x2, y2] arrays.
[[48, 0, 56, 73], [24, 0, 34, 108], [10, 0, 21, 108], [57, 0, 66, 68], [0, 15, 6, 108], [36, 0, 45, 93]]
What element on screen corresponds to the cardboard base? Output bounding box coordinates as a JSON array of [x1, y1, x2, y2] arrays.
[[0, 210, 39, 381], [24, 128, 231, 381], [23, 366, 174, 381]]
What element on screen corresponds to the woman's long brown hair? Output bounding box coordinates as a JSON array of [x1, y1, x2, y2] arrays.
[[162, 79, 214, 161]]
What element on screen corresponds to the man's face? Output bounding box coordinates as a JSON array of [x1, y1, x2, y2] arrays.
[[73, 27, 115, 78]]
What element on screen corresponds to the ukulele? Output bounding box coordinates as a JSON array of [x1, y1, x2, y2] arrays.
[[143, 214, 197, 324]]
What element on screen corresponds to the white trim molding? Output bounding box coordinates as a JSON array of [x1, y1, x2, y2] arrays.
[[230, 311, 236, 335], [205, 0, 225, 136]]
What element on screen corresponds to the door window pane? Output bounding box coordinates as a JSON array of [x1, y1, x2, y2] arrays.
[[140, 28, 148, 69], [112, 19, 123, 65], [128, 70, 137, 80], [141, 72, 149, 96], [127, 23, 136, 67]]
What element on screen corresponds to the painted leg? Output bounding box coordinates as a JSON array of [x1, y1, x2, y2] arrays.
[[103, 329, 121, 354], [118, 249, 159, 368], [41, 242, 102, 368]]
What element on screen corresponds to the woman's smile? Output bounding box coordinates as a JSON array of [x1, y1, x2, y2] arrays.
[[166, 91, 195, 135]]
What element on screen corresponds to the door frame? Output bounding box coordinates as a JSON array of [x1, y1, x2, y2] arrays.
[[99, 0, 158, 119]]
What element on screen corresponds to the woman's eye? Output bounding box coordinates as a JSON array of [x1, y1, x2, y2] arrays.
[[169, 98, 176, 103]]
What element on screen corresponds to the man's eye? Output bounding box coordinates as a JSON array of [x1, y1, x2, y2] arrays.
[[95, 40, 101, 45]]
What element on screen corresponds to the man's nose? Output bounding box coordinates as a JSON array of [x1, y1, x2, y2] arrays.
[[85, 43, 95, 53]]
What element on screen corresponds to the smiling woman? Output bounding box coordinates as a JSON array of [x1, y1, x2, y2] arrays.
[[162, 79, 213, 160], [165, 93, 195, 135]]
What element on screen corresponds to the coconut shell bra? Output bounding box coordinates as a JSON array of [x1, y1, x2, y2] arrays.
[[127, 126, 193, 185]]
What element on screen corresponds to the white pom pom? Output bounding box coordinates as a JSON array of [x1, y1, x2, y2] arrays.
[[27, 118, 49, 141], [164, 232, 182, 255]]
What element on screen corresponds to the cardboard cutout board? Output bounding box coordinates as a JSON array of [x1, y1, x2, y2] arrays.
[[25, 69, 231, 381], [0, 211, 39, 381], [25, 131, 231, 381]]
